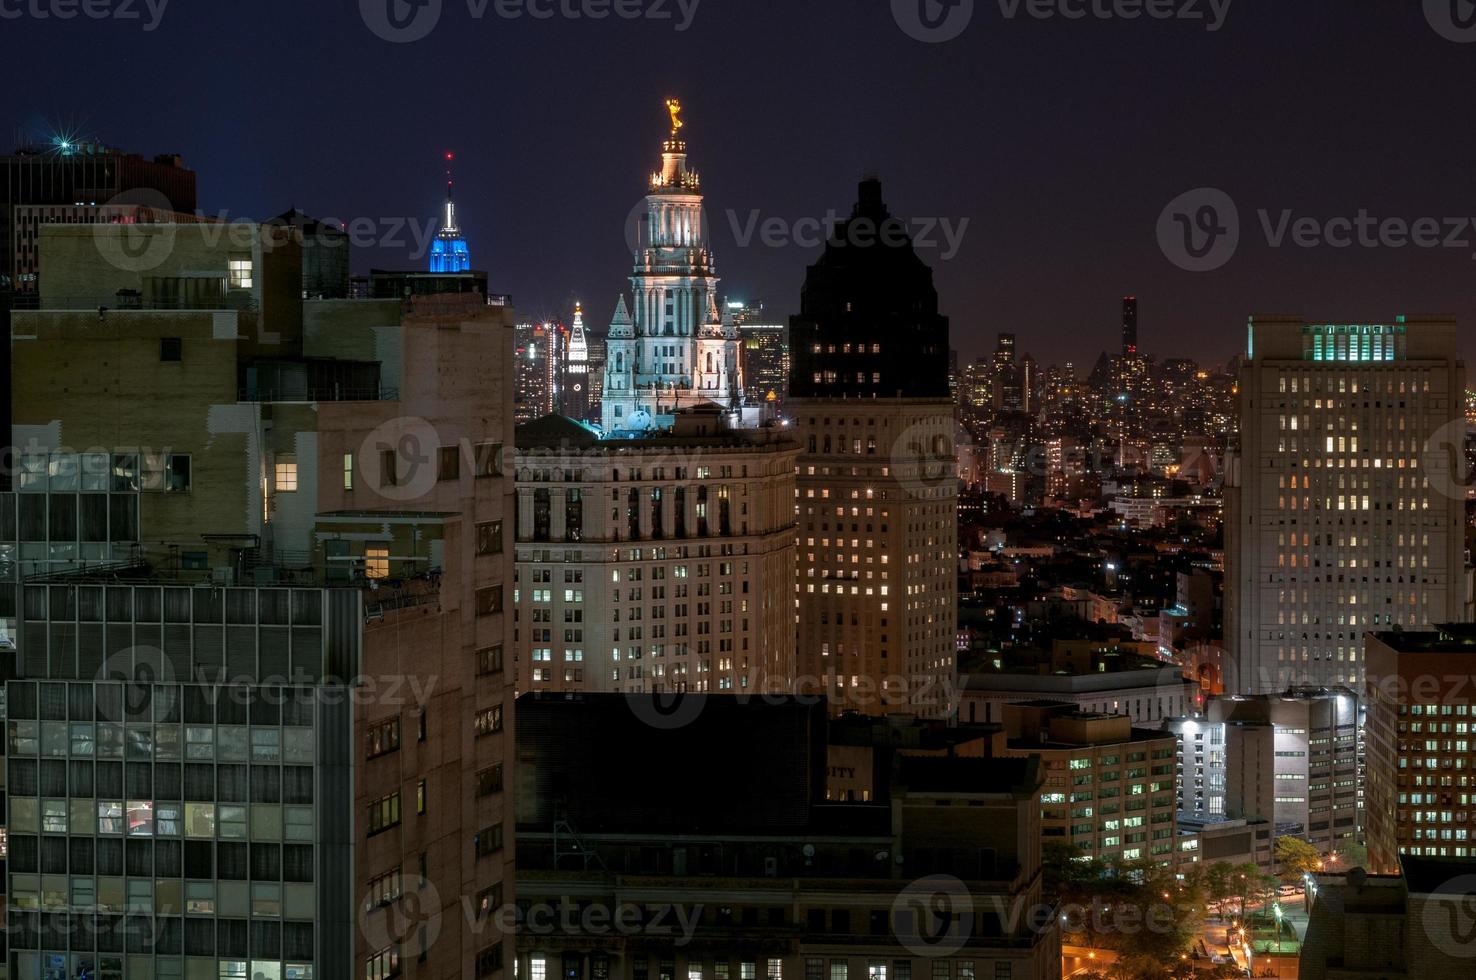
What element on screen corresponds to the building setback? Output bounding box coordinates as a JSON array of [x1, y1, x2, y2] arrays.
[[789, 178, 957, 718], [1226, 315, 1468, 694]]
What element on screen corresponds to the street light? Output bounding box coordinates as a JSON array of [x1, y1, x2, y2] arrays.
[[1273, 903, 1284, 979]]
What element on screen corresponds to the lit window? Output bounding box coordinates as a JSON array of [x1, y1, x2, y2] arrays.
[[275, 458, 298, 492], [365, 548, 389, 580], [228, 255, 254, 289]]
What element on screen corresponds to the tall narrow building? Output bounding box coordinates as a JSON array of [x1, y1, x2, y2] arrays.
[[601, 102, 746, 434], [1122, 295, 1139, 356], [789, 177, 957, 717], [429, 152, 471, 274], [561, 301, 591, 422], [1226, 315, 1468, 694]]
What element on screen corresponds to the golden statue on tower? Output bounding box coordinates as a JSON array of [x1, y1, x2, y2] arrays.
[[666, 99, 684, 137]]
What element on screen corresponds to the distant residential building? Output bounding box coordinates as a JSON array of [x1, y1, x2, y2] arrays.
[[1364, 624, 1476, 870]]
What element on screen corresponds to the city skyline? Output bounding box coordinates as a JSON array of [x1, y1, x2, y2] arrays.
[[10, 4, 1476, 370], [4, 4, 1476, 979]]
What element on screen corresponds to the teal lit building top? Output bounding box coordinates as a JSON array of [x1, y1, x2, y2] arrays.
[[430, 152, 471, 273], [1302, 322, 1407, 362]]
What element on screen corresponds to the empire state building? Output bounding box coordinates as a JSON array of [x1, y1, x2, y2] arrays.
[[601, 101, 746, 434]]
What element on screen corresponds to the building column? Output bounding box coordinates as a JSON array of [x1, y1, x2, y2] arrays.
[[550, 488, 567, 541], [517, 488, 535, 541]]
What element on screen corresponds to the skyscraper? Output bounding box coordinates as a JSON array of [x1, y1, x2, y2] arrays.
[[1122, 295, 1139, 356], [789, 177, 957, 717], [601, 102, 745, 434], [514, 320, 563, 424], [728, 300, 788, 407], [429, 152, 471, 274], [1226, 315, 1468, 694]]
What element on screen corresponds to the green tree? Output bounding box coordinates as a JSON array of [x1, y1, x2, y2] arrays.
[[1274, 836, 1322, 880]]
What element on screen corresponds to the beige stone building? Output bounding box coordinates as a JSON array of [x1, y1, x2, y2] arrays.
[[512, 408, 799, 695]]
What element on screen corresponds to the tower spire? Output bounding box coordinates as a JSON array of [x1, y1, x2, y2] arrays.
[[430, 150, 471, 273]]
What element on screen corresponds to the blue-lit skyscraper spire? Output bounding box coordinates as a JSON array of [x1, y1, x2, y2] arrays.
[[429, 151, 471, 273]]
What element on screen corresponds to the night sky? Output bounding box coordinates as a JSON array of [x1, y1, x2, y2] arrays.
[[6, 0, 1476, 374]]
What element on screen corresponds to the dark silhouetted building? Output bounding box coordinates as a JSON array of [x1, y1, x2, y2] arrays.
[[514, 692, 1059, 980], [789, 178, 956, 718]]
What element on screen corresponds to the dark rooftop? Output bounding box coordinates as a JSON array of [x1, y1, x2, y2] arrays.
[[1367, 624, 1476, 653]]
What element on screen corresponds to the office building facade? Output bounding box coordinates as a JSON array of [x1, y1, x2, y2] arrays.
[[1226, 315, 1468, 693]]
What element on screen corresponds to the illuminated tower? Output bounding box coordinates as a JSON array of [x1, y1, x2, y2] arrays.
[[429, 151, 471, 273], [563, 301, 592, 421], [601, 101, 744, 434]]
